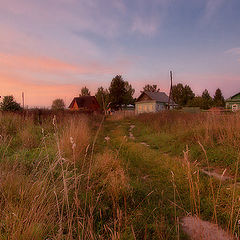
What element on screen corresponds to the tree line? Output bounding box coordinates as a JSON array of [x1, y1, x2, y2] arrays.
[[0, 75, 225, 111], [171, 84, 225, 109]]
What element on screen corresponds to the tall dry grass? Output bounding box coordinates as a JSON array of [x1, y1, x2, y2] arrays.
[[60, 115, 90, 161], [137, 111, 240, 148], [0, 112, 131, 239], [108, 110, 135, 121]]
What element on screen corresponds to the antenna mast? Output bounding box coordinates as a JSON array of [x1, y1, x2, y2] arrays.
[[168, 71, 173, 110], [22, 92, 25, 109]]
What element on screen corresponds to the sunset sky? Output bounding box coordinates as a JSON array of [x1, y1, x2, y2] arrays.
[[1, 0, 240, 107]]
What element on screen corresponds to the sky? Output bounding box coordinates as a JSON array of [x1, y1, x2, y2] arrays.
[[0, 0, 240, 108]]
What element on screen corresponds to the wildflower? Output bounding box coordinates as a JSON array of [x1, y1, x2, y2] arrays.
[[72, 143, 76, 150], [52, 115, 56, 126], [70, 137, 76, 150], [105, 136, 110, 142]]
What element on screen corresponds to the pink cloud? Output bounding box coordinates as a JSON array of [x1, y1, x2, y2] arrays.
[[0, 52, 131, 76], [0, 72, 93, 108], [225, 48, 240, 55]]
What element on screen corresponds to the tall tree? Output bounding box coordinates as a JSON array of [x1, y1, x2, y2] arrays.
[[172, 83, 195, 106], [80, 86, 91, 96], [142, 84, 160, 92], [184, 85, 195, 104], [0, 96, 22, 111], [123, 81, 135, 105], [201, 89, 213, 109], [51, 98, 65, 110], [172, 83, 185, 106], [213, 88, 225, 107], [109, 75, 135, 110], [95, 87, 110, 112]]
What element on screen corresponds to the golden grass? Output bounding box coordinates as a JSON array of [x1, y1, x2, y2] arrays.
[[1, 110, 240, 238], [92, 151, 130, 200], [137, 111, 240, 148], [108, 110, 135, 121], [60, 115, 90, 161], [0, 112, 132, 239], [19, 126, 38, 148], [0, 164, 56, 239]]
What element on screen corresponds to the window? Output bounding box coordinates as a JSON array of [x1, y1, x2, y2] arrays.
[[232, 104, 238, 112]]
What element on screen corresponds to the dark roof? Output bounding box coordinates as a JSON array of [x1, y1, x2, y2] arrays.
[[226, 92, 240, 101], [68, 96, 100, 111], [136, 91, 176, 104]]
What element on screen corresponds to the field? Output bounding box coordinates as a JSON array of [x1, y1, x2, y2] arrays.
[[0, 110, 240, 239]]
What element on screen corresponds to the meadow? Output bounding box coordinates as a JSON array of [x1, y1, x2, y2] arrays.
[[0, 110, 239, 239]]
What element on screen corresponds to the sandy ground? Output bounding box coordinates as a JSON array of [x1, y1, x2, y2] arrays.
[[201, 169, 232, 181], [129, 125, 135, 140], [181, 216, 234, 240]]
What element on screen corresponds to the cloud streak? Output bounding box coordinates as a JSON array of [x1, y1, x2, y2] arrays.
[[0, 53, 132, 76], [225, 48, 240, 55], [0, 0, 170, 38], [203, 0, 226, 22], [0, 72, 95, 107]]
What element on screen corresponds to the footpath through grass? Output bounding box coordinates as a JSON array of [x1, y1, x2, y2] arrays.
[[99, 118, 239, 239]]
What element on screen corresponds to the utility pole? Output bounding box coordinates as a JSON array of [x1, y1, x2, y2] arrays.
[[22, 92, 24, 109], [168, 71, 173, 110]]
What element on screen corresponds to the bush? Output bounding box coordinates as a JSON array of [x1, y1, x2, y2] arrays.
[[0, 96, 22, 111]]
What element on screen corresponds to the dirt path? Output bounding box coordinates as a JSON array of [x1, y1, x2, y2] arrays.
[[128, 124, 233, 182], [201, 168, 232, 181], [107, 121, 237, 239], [126, 123, 236, 239], [128, 124, 150, 147], [181, 216, 234, 240], [129, 125, 135, 140]]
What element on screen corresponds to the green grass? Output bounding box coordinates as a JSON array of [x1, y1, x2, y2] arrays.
[[132, 119, 239, 173], [100, 117, 240, 238], [0, 112, 239, 239]]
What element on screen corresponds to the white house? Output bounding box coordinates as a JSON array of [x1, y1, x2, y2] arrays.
[[135, 91, 176, 114]]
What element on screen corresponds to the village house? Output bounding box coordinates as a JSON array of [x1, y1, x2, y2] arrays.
[[135, 91, 176, 114], [225, 92, 240, 111], [68, 96, 100, 113]]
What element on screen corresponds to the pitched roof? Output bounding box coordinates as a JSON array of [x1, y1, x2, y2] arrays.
[[68, 96, 100, 111], [136, 91, 176, 104], [226, 92, 240, 101]]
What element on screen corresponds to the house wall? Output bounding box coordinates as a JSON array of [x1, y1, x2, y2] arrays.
[[226, 93, 240, 111], [135, 101, 166, 114], [226, 102, 240, 111], [70, 101, 79, 110]]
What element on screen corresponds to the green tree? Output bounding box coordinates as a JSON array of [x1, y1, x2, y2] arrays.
[[0, 96, 22, 111], [123, 81, 135, 105], [51, 98, 65, 110], [187, 96, 204, 108], [95, 87, 110, 112], [80, 86, 91, 96], [201, 89, 213, 109], [213, 88, 225, 107], [172, 83, 195, 106], [142, 84, 160, 92], [109, 75, 135, 110]]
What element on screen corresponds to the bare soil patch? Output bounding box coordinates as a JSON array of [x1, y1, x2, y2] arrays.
[[181, 216, 234, 240], [201, 168, 232, 181], [129, 125, 135, 140]]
